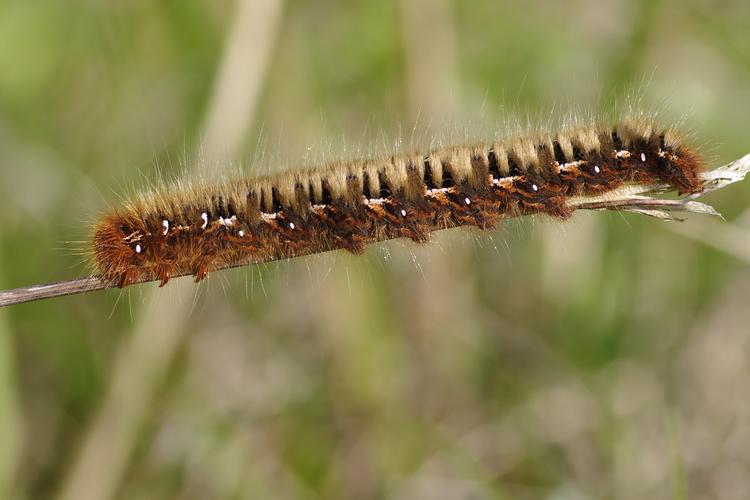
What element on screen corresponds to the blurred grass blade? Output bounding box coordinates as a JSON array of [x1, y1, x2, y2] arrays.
[[0, 236, 20, 500]]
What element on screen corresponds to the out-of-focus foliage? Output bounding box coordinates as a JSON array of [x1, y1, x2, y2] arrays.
[[1, 0, 750, 498]]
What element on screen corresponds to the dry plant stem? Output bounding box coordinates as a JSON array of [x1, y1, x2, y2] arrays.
[[1, 154, 748, 308], [0, 277, 109, 307]]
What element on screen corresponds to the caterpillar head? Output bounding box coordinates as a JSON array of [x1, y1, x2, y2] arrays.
[[91, 213, 147, 286]]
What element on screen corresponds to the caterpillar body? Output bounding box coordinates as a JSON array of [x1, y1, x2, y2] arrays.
[[93, 117, 703, 288]]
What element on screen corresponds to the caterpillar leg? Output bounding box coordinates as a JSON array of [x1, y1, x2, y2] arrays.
[[407, 227, 430, 244], [155, 264, 173, 287], [193, 257, 214, 282], [339, 234, 367, 255], [117, 268, 138, 288]]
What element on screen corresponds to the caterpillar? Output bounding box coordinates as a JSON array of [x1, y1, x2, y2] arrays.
[[92, 116, 703, 288]]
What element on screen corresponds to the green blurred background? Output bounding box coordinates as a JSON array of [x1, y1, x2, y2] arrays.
[[1, 0, 750, 498]]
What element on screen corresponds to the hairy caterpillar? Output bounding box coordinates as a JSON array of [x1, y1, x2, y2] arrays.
[[92, 116, 703, 288]]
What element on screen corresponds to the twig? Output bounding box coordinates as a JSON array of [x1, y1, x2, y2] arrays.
[[2, 154, 749, 308], [0, 277, 111, 307]]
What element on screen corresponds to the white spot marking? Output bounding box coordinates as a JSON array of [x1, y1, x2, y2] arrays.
[[532, 184, 539, 192], [594, 165, 601, 174], [464, 197, 471, 205], [640, 153, 646, 162], [135, 244, 142, 254], [201, 212, 208, 229], [218, 216, 235, 227], [289, 222, 296, 230], [238, 230, 245, 237], [400, 209, 407, 217], [162, 220, 169, 235]]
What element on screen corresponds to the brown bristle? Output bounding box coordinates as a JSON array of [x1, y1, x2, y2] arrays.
[[91, 117, 704, 287]]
